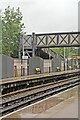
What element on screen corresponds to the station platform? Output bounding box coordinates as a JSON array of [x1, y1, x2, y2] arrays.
[[35, 94, 78, 118], [1, 86, 79, 119], [0, 69, 79, 84]]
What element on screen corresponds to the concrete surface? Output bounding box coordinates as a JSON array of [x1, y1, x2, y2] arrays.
[[9, 95, 77, 118], [1, 87, 78, 119], [35, 95, 78, 118]]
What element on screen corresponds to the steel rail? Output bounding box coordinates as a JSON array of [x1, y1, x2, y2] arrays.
[[1, 70, 80, 95], [0, 76, 78, 98], [0, 77, 80, 116], [1, 76, 78, 103]]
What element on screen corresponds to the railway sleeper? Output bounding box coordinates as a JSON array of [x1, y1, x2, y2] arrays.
[[1, 81, 80, 116], [1, 79, 80, 110], [1, 73, 79, 95]]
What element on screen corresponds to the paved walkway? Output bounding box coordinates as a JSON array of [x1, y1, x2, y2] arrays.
[[1, 88, 78, 119], [35, 96, 78, 118], [18, 95, 78, 118]]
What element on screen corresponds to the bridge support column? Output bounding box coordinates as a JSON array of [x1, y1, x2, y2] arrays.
[[51, 58, 61, 72], [78, 2, 80, 69], [67, 59, 73, 70], [29, 57, 44, 75], [78, 48, 80, 69], [32, 32, 36, 57]]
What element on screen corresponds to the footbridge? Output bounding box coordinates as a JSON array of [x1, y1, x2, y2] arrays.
[[19, 32, 80, 57], [18, 31, 80, 74]]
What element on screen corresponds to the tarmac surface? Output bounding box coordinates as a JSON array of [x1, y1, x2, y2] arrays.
[[35, 95, 78, 118], [1, 87, 79, 119], [11, 95, 77, 118]]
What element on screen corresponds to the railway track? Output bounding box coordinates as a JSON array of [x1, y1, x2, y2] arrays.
[[1, 76, 78, 103], [0, 75, 80, 116], [1, 70, 80, 95]]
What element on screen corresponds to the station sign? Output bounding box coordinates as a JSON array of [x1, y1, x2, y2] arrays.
[[72, 56, 78, 59]]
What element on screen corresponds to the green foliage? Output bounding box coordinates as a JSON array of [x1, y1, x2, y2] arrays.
[[51, 47, 64, 56], [2, 6, 25, 57], [0, 10, 2, 54], [51, 47, 78, 58]]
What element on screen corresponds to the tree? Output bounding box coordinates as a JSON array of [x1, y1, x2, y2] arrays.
[[51, 47, 78, 59], [2, 6, 25, 57], [0, 10, 2, 54]]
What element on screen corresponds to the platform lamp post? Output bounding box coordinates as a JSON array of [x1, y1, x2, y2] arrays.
[[18, 33, 21, 59], [48, 48, 51, 73], [73, 47, 78, 69], [8, 38, 14, 57], [32, 32, 36, 57], [49, 52, 50, 73], [18, 33, 23, 76], [78, 48, 80, 69], [64, 47, 66, 71]]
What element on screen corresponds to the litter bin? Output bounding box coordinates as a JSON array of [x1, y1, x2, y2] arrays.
[[35, 67, 41, 74], [56, 67, 61, 72]]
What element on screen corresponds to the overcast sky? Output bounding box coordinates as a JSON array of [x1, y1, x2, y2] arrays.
[[0, 0, 80, 34]]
